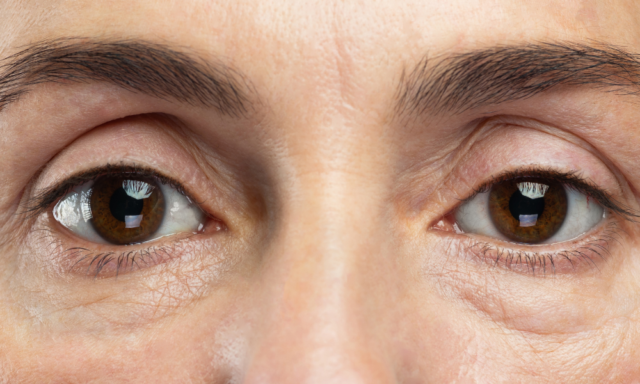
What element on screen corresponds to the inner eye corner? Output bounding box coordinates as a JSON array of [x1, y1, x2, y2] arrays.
[[427, 211, 460, 233]]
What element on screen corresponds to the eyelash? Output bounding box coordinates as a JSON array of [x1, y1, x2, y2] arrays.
[[26, 164, 210, 278], [461, 221, 622, 275], [24, 163, 195, 218], [446, 167, 638, 275], [60, 235, 199, 278], [463, 167, 638, 221]]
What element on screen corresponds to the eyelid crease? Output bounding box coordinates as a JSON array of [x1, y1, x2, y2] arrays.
[[21, 163, 204, 220], [460, 166, 640, 222]]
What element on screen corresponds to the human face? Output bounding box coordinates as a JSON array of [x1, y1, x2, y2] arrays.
[[2, 0, 640, 382]]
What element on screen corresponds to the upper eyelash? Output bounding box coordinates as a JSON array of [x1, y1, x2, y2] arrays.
[[22, 163, 196, 219], [462, 166, 640, 222]]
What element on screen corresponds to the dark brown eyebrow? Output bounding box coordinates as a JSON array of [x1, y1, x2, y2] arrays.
[[0, 38, 253, 116], [396, 42, 640, 116]]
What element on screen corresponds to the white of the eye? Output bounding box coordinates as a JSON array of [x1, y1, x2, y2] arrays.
[[53, 180, 205, 244], [545, 188, 604, 243], [53, 192, 80, 228], [455, 190, 507, 240], [53, 181, 105, 244], [153, 183, 204, 238], [80, 189, 93, 221]]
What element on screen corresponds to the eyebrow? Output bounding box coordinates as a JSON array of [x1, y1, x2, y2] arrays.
[[0, 38, 252, 116], [396, 42, 640, 116]]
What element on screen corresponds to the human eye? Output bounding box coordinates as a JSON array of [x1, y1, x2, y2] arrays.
[[51, 165, 205, 245], [441, 167, 637, 274], [28, 164, 216, 277]]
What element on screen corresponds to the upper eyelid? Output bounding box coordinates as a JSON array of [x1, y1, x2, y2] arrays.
[[22, 163, 200, 219], [459, 166, 640, 222]]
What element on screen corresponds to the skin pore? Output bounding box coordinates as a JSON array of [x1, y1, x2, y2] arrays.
[[2, 0, 640, 382]]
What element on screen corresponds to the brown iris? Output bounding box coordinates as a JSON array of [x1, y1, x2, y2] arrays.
[[489, 178, 567, 243], [90, 176, 165, 245]]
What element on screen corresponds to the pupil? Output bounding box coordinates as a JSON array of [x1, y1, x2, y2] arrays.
[[508, 189, 545, 221], [109, 186, 145, 222]]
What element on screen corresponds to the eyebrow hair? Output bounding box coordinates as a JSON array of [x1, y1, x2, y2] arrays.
[[396, 42, 640, 116], [0, 38, 252, 116]]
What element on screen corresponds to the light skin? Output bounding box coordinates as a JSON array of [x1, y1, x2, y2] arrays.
[[2, 0, 640, 382]]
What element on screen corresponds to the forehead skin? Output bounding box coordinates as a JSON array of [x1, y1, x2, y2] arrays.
[[2, 0, 640, 383]]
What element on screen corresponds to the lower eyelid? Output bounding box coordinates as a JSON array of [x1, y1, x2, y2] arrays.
[[43, 216, 225, 278], [58, 233, 201, 278], [450, 220, 620, 276]]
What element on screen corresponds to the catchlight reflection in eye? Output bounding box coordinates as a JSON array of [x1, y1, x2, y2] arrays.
[[455, 178, 604, 244], [53, 175, 205, 245]]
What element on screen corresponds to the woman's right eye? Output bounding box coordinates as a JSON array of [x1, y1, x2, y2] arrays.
[[53, 174, 206, 245], [455, 176, 605, 244]]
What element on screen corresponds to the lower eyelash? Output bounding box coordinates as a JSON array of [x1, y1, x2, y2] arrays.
[[54, 233, 199, 278], [66, 247, 174, 278], [462, 221, 621, 276]]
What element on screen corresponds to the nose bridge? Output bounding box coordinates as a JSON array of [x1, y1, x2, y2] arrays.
[[242, 166, 398, 383], [237, 26, 401, 376]]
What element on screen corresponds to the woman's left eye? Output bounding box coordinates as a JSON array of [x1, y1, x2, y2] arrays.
[[455, 177, 605, 244], [53, 174, 205, 245]]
